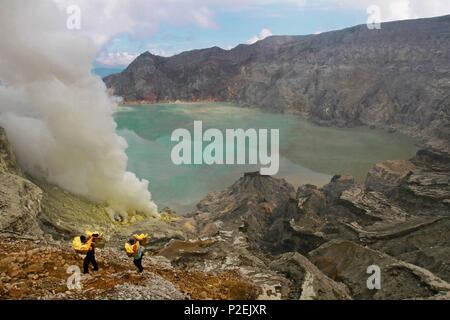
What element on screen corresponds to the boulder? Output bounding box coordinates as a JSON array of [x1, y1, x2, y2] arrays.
[[365, 160, 416, 195], [297, 184, 327, 216], [411, 148, 450, 172], [200, 222, 220, 238], [399, 171, 450, 212], [369, 217, 450, 283], [269, 252, 351, 300], [308, 240, 450, 300], [339, 186, 409, 223], [322, 175, 355, 203]]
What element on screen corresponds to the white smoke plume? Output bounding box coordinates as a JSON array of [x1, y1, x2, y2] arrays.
[[0, 1, 158, 216]]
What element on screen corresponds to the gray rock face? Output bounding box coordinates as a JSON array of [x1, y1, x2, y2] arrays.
[[339, 186, 410, 223], [269, 252, 351, 300], [194, 172, 298, 251], [108, 274, 186, 300], [369, 217, 450, 283], [0, 173, 43, 237], [0, 127, 22, 176], [394, 149, 450, 214], [104, 15, 450, 144], [323, 175, 355, 202], [0, 128, 43, 237], [308, 240, 450, 300], [365, 160, 416, 194], [321, 149, 450, 284], [400, 171, 450, 209], [154, 238, 291, 299]]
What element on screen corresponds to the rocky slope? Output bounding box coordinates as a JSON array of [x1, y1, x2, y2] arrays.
[[104, 15, 450, 146], [189, 145, 450, 299], [0, 237, 259, 300], [0, 127, 43, 237]]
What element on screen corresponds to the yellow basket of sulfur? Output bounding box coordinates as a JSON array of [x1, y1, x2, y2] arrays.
[[124, 241, 139, 257], [72, 236, 92, 254], [85, 230, 105, 248], [133, 233, 148, 244], [85, 230, 103, 238]]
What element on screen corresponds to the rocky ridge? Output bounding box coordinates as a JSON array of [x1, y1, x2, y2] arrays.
[[188, 144, 450, 299]]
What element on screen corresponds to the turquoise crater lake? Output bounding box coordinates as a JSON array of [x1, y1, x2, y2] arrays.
[[114, 102, 418, 213]]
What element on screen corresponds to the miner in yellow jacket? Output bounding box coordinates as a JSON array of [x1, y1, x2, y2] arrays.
[[81, 235, 98, 274], [126, 238, 144, 272], [125, 234, 148, 273]]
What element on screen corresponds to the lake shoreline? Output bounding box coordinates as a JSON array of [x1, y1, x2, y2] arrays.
[[118, 100, 429, 150]]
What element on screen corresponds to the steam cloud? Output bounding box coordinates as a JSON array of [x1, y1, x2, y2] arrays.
[[0, 1, 158, 216]]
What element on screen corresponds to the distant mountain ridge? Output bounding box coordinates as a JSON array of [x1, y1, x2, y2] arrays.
[[104, 15, 450, 145]]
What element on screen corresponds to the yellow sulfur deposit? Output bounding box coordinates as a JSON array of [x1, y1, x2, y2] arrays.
[[159, 212, 180, 223]]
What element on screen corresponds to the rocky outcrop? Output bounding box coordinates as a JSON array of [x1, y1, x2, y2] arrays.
[[0, 127, 22, 176], [189, 146, 450, 299], [327, 149, 450, 285], [194, 172, 298, 251], [0, 173, 43, 237], [322, 175, 355, 202], [369, 217, 450, 283], [339, 186, 409, 223], [0, 128, 43, 237], [104, 15, 450, 145], [405, 149, 450, 210], [365, 160, 416, 194], [308, 240, 450, 300], [154, 238, 291, 299], [269, 252, 351, 300]]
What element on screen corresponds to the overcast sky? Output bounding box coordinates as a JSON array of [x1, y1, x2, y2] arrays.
[[54, 0, 450, 67]]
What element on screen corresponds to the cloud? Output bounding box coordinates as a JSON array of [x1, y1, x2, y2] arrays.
[[96, 52, 139, 67], [53, 0, 220, 48], [247, 28, 273, 44], [51, 0, 449, 51], [192, 7, 217, 28], [388, 0, 412, 20]]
